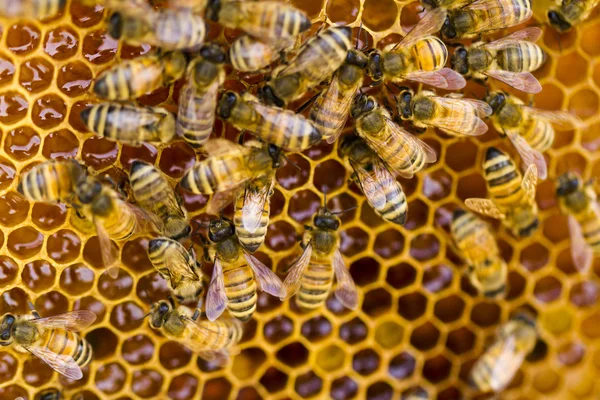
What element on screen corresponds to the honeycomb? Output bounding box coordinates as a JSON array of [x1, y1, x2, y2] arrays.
[[0, 0, 599, 398]]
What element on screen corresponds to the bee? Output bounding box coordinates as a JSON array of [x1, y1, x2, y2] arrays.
[[420, 0, 473, 9], [217, 91, 322, 151], [402, 387, 430, 400], [148, 237, 204, 304], [465, 147, 539, 238], [0, 308, 96, 380], [451, 208, 507, 298], [451, 27, 544, 94], [177, 44, 227, 148], [108, 8, 206, 51], [548, 0, 599, 32], [339, 135, 407, 225], [80, 103, 175, 146], [94, 51, 187, 101], [367, 8, 465, 90], [281, 200, 358, 310], [17, 159, 86, 204], [204, 217, 286, 321], [486, 91, 582, 180], [350, 93, 437, 179], [556, 172, 600, 272], [395, 88, 492, 136], [440, 0, 533, 39], [0, 0, 65, 19], [148, 299, 242, 366], [229, 35, 280, 73], [469, 312, 537, 393], [259, 25, 353, 107], [130, 160, 190, 241], [206, 0, 311, 49]]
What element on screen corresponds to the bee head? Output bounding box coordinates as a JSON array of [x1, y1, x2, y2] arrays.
[[107, 12, 124, 39], [346, 49, 368, 69], [440, 16, 456, 39], [200, 44, 227, 64], [205, 0, 221, 22], [267, 144, 283, 168], [556, 172, 581, 197], [0, 314, 15, 345], [314, 208, 341, 231], [350, 93, 376, 118], [548, 10, 572, 32], [485, 91, 507, 114], [77, 178, 102, 204], [366, 50, 383, 81], [208, 218, 235, 243], [450, 46, 469, 75], [338, 134, 361, 157], [396, 87, 413, 120], [217, 91, 238, 120], [257, 84, 285, 108], [149, 301, 172, 329]]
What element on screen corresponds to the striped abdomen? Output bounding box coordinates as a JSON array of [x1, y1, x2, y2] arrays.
[[496, 42, 544, 72], [381, 124, 427, 175], [469, 340, 521, 392], [29, 0, 65, 19], [230, 36, 276, 72], [130, 161, 180, 224], [455, 0, 531, 37], [419, 96, 481, 133], [296, 259, 334, 309], [181, 153, 251, 195], [177, 80, 219, 148], [483, 149, 527, 207], [452, 210, 499, 265], [521, 118, 554, 152], [222, 261, 257, 321], [252, 104, 322, 151], [100, 196, 138, 240], [94, 57, 164, 100], [39, 328, 93, 369], [309, 75, 358, 141], [408, 36, 448, 73], [154, 10, 205, 50], [575, 205, 600, 253], [233, 186, 271, 253], [18, 160, 83, 203], [191, 319, 244, 350]]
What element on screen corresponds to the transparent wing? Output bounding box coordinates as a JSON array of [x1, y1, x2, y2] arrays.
[[485, 70, 542, 94], [94, 217, 119, 279], [244, 252, 286, 298], [242, 180, 272, 234], [425, 96, 490, 136], [333, 249, 358, 310], [352, 159, 399, 212], [31, 310, 97, 331], [521, 107, 583, 130], [163, 244, 198, 286], [202, 138, 247, 157], [458, 98, 493, 117], [179, 317, 234, 351], [281, 243, 313, 300], [568, 215, 593, 273], [465, 198, 506, 219], [313, 75, 357, 144], [506, 132, 547, 180], [206, 258, 227, 321], [127, 200, 164, 234], [207, 188, 240, 215], [250, 102, 318, 150], [26, 345, 83, 380], [400, 7, 447, 48], [198, 349, 230, 367], [521, 164, 538, 204], [483, 27, 543, 50], [404, 68, 466, 90]]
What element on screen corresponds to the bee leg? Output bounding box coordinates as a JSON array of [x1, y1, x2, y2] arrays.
[[191, 308, 200, 321], [167, 295, 176, 308], [296, 92, 321, 114], [27, 301, 41, 318], [237, 130, 247, 144]]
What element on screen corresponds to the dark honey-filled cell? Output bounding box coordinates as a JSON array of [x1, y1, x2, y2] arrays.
[[352, 349, 380, 376], [0, 54, 16, 87], [0, 91, 28, 124], [21, 259, 56, 292], [58, 61, 93, 97], [6, 23, 41, 55], [159, 341, 192, 370], [397, 292, 428, 321], [44, 26, 80, 60], [131, 369, 163, 398], [0, 191, 30, 226], [82, 30, 118, 64], [202, 377, 232, 400], [122, 334, 155, 365], [389, 351, 416, 380], [32, 94, 67, 129], [95, 363, 127, 394], [4, 125, 41, 161], [331, 376, 358, 400], [410, 322, 441, 351], [31, 202, 67, 230], [18, 57, 54, 93], [276, 342, 309, 367], [295, 371, 323, 398], [22, 357, 53, 385], [7, 226, 44, 259], [60, 263, 95, 295], [110, 301, 146, 332], [47, 229, 81, 263], [86, 327, 119, 359]]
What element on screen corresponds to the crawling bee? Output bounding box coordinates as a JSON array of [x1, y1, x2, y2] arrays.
[[339, 135, 407, 225], [548, 0, 599, 31], [17, 159, 86, 204], [205, 217, 286, 321], [486, 91, 582, 180], [94, 51, 187, 100], [229, 35, 281, 73], [148, 299, 243, 366], [367, 8, 465, 90], [556, 172, 600, 272], [451, 208, 507, 298], [0, 0, 65, 19], [466, 147, 539, 238], [451, 27, 544, 94], [0, 307, 96, 380], [281, 198, 358, 310], [80, 103, 175, 146], [395, 88, 492, 136], [177, 44, 226, 148], [440, 0, 533, 39], [470, 312, 537, 392], [217, 92, 322, 152], [420, 0, 474, 9], [351, 93, 437, 179]]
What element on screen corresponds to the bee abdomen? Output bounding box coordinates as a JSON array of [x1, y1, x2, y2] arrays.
[[295, 26, 351, 83], [522, 120, 554, 152], [497, 42, 544, 72], [297, 262, 334, 309], [177, 85, 217, 148], [259, 110, 322, 151], [224, 265, 257, 321], [582, 217, 600, 251], [94, 58, 163, 100], [181, 154, 249, 194], [378, 190, 407, 225], [155, 10, 206, 50], [44, 329, 93, 369], [18, 160, 82, 203], [230, 36, 275, 72], [483, 147, 524, 205], [103, 198, 138, 240], [412, 36, 448, 72]]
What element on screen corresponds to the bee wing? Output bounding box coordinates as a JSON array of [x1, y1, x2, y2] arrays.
[[177, 317, 233, 355], [202, 138, 248, 157], [404, 68, 466, 90], [465, 198, 506, 219], [31, 310, 97, 331], [207, 188, 240, 215], [94, 217, 120, 279], [484, 70, 542, 94], [163, 245, 199, 287], [25, 345, 83, 380], [457, 98, 493, 118], [351, 159, 393, 211], [198, 349, 230, 367], [242, 179, 272, 234], [333, 249, 358, 310], [424, 96, 490, 136], [206, 258, 228, 322], [281, 243, 313, 300], [521, 164, 538, 204], [177, 77, 219, 144], [400, 7, 447, 48], [482, 27, 543, 50], [506, 132, 548, 180], [127, 200, 164, 234], [244, 252, 286, 298], [488, 335, 525, 392], [520, 107, 583, 130], [567, 215, 594, 273], [314, 75, 357, 144]]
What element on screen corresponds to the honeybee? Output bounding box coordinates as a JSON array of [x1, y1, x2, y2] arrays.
[[217, 92, 322, 151], [339, 135, 407, 225], [451, 27, 544, 94], [80, 103, 175, 146], [230, 35, 280, 73], [556, 172, 600, 272], [0, 308, 96, 380], [367, 8, 465, 90], [148, 299, 242, 366], [94, 51, 187, 100], [440, 0, 533, 39], [259, 25, 353, 106], [281, 200, 358, 310], [205, 217, 286, 321], [148, 237, 204, 304], [350, 93, 437, 179], [17, 159, 86, 204], [108, 8, 206, 51], [451, 208, 507, 298], [420, 0, 474, 9], [130, 160, 190, 241], [469, 312, 537, 393], [206, 0, 311, 49], [395, 88, 492, 136], [486, 91, 582, 180], [465, 147, 539, 238], [177, 44, 226, 148], [402, 387, 430, 400], [0, 0, 65, 19], [548, 0, 599, 31]]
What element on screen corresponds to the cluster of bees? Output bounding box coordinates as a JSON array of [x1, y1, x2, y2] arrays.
[[0, 0, 599, 398]]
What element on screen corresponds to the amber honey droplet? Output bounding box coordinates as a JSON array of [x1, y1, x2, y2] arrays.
[[0, 256, 18, 286], [120, 143, 158, 170], [34, 290, 69, 316], [44, 26, 79, 60], [47, 229, 81, 263], [31, 203, 67, 230], [6, 23, 41, 55], [4, 126, 40, 161], [0, 158, 15, 192], [19, 57, 54, 93], [21, 260, 56, 292], [98, 269, 133, 300], [0, 91, 28, 124], [83, 30, 118, 64], [122, 335, 155, 365], [158, 141, 196, 178], [95, 363, 127, 394], [120, 43, 153, 60], [42, 129, 80, 160], [327, 0, 360, 24], [32, 94, 67, 129], [0, 54, 15, 87], [58, 61, 93, 97], [69, 100, 94, 132], [81, 137, 119, 170], [7, 226, 44, 259], [0, 191, 29, 226]]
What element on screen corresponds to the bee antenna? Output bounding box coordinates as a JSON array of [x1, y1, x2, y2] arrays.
[[282, 153, 301, 171], [355, 23, 363, 50], [133, 311, 152, 323], [323, 190, 327, 209], [331, 205, 358, 215]]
